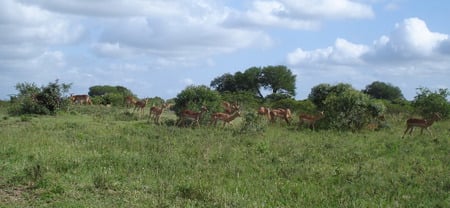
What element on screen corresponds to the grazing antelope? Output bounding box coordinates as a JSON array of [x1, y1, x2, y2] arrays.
[[401, 112, 441, 138], [270, 108, 292, 124], [298, 111, 324, 131], [132, 99, 148, 117], [177, 106, 209, 127], [210, 110, 241, 127], [148, 103, 169, 125], [70, 94, 92, 105], [257, 106, 271, 120]]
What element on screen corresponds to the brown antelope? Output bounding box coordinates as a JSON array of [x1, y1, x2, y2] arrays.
[[270, 108, 292, 124], [257, 106, 271, 120], [401, 112, 442, 138], [70, 94, 92, 105], [177, 106, 209, 127], [132, 99, 148, 117], [298, 111, 324, 131], [124, 96, 137, 108], [222, 101, 240, 114], [148, 103, 169, 125], [209, 111, 241, 127]]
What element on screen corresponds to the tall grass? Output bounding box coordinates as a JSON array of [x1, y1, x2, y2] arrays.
[[0, 105, 449, 207]]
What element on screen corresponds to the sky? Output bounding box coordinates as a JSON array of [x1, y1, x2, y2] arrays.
[[1, 0, 449, 101]]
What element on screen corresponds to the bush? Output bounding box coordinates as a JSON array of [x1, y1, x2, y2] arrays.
[[8, 80, 71, 116], [412, 88, 450, 118], [322, 84, 386, 131]]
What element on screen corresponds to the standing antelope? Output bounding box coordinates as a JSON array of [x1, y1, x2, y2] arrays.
[[401, 112, 441, 138], [132, 99, 148, 117], [298, 111, 324, 131], [270, 108, 292, 124], [124, 96, 137, 108], [209, 111, 241, 127], [222, 101, 240, 114], [70, 94, 92, 105], [148, 103, 169, 125], [177, 106, 209, 127]]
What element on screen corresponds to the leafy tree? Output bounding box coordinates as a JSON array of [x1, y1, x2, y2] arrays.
[[308, 83, 353, 109], [261, 65, 296, 97], [173, 85, 221, 124], [363, 81, 405, 102], [9, 80, 71, 115], [315, 83, 386, 131], [88, 85, 134, 106], [412, 87, 450, 118], [210, 65, 295, 99]]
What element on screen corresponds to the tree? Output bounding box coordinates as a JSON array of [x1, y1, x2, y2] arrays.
[[9, 80, 71, 115], [412, 87, 450, 118], [309, 83, 386, 131], [210, 65, 295, 99], [173, 85, 221, 124], [261, 65, 296, 97], [88, 85, 134, 106], [363, 81, 405, 102]]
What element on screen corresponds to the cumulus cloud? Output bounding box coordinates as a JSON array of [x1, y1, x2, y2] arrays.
[[223, 0, 373, 30], [288, 18, 449, 67]]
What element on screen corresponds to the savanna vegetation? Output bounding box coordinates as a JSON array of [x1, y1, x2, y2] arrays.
[[1, 67, 449, 207]]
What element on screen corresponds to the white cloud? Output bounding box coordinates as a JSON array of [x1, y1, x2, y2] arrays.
[[288, 17, 450, 99]]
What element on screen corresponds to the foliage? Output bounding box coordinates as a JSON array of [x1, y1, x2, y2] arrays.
[[211, 65, 296, 99], [412, 87, 450, 118], [363, 81, 405, 101], [87, 85, 135, 107], [260, 65, 296, 97], [308, 83, 354, 109], [8, 80, 71, 115], [173, 85, 221, 124], [321, 84, 386, 131]]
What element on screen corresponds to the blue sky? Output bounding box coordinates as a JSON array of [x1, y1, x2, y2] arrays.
[[1, 0, 449, 100]]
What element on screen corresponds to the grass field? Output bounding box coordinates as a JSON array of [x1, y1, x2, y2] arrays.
[[0, 105, 449, 207]]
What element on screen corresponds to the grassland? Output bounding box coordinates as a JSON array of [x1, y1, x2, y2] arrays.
[[0, 105, 449, 207]]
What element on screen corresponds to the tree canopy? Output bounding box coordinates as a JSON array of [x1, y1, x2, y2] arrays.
[[363, 81, 404, 102], [210, 65, 296, 99]]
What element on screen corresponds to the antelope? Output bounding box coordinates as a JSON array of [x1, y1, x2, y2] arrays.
[[177, 106, 209, 127], [124, 96, 137, 108], [298, 111, 324, 131], [401, 112, 442, 138], [148, 103, 169, 125], [209, 110, 241, 127], [132, 99, 148, 117], [70, 94, 92, 105], [270, 108, 292, 124], [257, 106, 271, 120], [222, 101, 240, 114]]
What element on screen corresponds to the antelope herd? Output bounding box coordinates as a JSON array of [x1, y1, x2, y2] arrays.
[[68, 94, 444, 137]]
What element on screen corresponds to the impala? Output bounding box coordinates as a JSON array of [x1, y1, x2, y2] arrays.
[[148, 103, 169, 125], [270, 108, 292, 124], [223, 101, 240, 114], [132, 99, 148, 117], [177, 106, 209, 127], [209, 111, 241, 127], [401, 112, 441, 138], [298, 111, 324, 131], [70, 94, 92, 105], [124, 96, 137, 108], [257, 106, 271, 120]]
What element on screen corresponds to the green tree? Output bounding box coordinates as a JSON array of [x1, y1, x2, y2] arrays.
[[412, 87, 450, 118], [261, 65, 296, 97], [9, 80, 71, 115], [88, 85, 134, 106], [173, 85, 221, 124], [363, 81, 405, 102]]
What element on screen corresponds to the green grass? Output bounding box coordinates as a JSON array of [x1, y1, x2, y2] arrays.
[[0, 105, 449, 207]]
